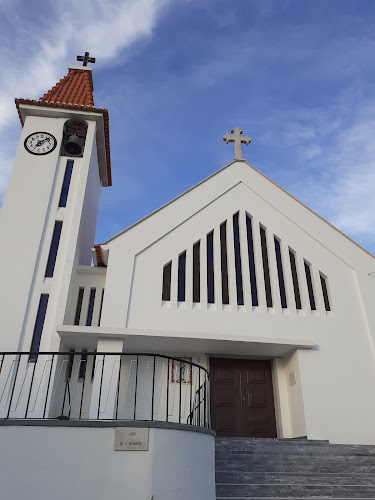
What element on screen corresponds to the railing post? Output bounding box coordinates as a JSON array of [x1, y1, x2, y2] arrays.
[[89, 339, 124, 420]]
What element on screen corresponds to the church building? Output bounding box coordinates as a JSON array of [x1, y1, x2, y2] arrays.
[[1, 57, 375, 499]]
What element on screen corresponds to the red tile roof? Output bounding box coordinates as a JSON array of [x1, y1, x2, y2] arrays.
[[40, 67, 95, 107], [93, 244, 106, 267], [15, 67, 112, 186]]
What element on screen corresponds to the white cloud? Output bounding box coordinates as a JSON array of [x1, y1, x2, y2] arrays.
[[256, 100, 375, 249], [0, 0, 171, 199]]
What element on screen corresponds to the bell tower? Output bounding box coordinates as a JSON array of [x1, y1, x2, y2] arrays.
[[0, 55, 111, 351]]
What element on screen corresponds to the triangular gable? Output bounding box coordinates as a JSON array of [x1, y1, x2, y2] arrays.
[[105, 159, 374, 265], [100, 160, 375, 333]]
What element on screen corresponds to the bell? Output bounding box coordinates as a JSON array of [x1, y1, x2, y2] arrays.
[[64, 134, 82, 156]]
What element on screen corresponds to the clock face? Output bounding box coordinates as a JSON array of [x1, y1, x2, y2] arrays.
[[24, 132, 57, 155]]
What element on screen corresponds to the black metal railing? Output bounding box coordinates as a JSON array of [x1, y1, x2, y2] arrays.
[[0, 352, 210, 428], [187, 380, 208, 426]]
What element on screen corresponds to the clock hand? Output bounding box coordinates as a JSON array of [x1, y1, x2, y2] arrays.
[[33, 138, 50, 149]]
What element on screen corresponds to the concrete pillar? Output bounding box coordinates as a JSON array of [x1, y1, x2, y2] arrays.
[[89, 338, 124, 419]]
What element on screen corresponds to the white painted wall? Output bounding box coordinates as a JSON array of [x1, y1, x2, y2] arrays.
[[0, 425, 215, 500], [0, 109, 103, 354], [274, 350, 307, 438], [94, 160, 375, 444], [63, 266, 106, 329], [0, 115, 64, 350], [3, 102, 375, 448]]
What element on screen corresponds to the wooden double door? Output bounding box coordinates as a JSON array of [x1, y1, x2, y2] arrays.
[[210, 358, 277, 437]]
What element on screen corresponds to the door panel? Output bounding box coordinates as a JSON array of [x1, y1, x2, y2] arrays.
[[210, 358, 277, 437], [210, 362, 243, 436]]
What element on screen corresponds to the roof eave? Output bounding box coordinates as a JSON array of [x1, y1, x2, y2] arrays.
[[104, 158, 375, 260]]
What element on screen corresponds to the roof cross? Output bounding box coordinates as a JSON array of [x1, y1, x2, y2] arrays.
[[223, 127, 251, 160], [76, 52, 96, 67]]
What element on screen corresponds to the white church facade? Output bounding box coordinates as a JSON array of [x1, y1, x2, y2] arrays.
[[1, 59, 375, 499]]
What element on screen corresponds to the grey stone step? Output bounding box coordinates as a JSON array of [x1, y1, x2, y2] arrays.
[[215, 438, 375, 498], [216, 471, 375, 486], [216, 483, 375, 498], [216, 445, 375, 457], [216, 437, 330, 446], [215, 455, 375, 474], [216, 439, 375, 452]]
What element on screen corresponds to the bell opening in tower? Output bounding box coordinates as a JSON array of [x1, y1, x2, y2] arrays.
[[61, 119, 88, 158]]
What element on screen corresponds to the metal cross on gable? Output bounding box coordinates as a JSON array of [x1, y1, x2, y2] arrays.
[[76, 52, 96, 67], [223, 127, 251, 160]]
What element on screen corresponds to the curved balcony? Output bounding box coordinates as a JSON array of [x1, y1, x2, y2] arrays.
[[0, 352, 210, 428]]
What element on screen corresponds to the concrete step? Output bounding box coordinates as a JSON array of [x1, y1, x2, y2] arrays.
[[215, 438, 375, 498], [215, 454, 375, 474], [216, 438, 375, 454], [216, 445, 375, 457], [216, 471, 375, 486], [216, 437, 330, 446], [216, 483, 375, 498]]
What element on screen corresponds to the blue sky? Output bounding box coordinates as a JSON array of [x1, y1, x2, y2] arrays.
[[2, 0, 375, 254]]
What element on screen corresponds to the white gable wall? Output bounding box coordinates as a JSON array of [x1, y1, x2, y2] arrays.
[[97, 160, 375, 444]]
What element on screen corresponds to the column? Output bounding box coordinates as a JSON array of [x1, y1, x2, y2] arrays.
[[89, 338, 124, 420]]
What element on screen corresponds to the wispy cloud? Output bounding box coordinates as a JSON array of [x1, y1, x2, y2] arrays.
[[184, 15, 375, 251], [0, 0, 171, 200], [253, 97, 375, 249]]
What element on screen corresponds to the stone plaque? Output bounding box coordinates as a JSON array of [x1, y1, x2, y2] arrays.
[[114, 428, 149, 451]]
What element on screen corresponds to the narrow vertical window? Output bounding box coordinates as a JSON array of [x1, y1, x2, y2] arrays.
[[233, 212, 244, 305], [320, 274, 331, 312], [59, 160, 74, 207], [274, 238, 287, 308], [79, 351, 87, 379], [178, 251, 186, 302], [304, 261, 316, 311], [45, 221, 63, 277], [98, 289, 105, 326], [30, 294, 49, 354], [220, 222, 229, 304], [246, 215, 258, 306], [193, 242, 200, 303], [74, 288, 84, 325], [86, 288, 96, 326], [289, 250, 302, 309], [207, 231, 215, 303], [162, 262, 172, 301], [260, 226, 273, 307]]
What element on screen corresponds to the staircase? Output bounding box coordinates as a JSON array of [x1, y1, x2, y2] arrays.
[[215, 437, 375, 499]]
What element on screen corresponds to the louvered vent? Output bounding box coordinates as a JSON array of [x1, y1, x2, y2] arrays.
[[161, 210, 332, 313]]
